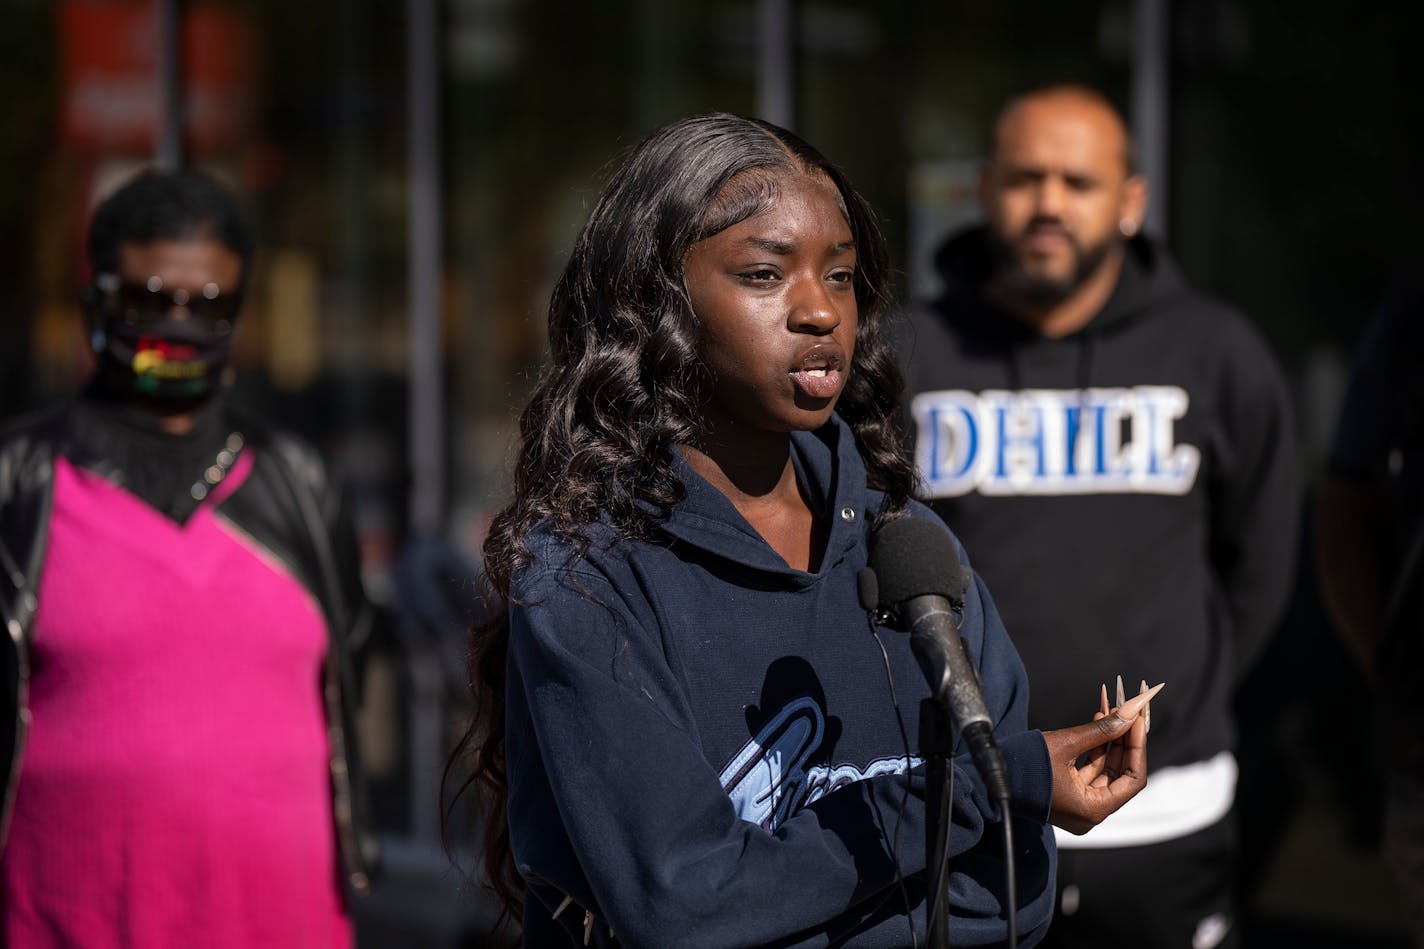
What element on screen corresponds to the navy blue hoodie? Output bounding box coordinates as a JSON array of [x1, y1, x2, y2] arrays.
[[901, 228, 1299, 782], [505, 414, 1056, 947]]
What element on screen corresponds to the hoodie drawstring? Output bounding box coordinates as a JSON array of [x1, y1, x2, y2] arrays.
[[1001, 330, 1098, 474], [1073, 331, 1097, 474]]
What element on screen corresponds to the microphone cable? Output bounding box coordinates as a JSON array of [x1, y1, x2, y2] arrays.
[[1002, 798, 1018, 946], [867, 613, 920, 949]]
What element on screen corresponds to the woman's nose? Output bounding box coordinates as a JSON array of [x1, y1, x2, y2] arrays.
[[787, 278, 840, 334]]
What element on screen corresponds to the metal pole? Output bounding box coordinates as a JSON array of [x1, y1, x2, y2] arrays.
[[1131, 0, 1170, 237], [335, 0, 369, 437], [407, 0, 444, 541], [155, 0, 183, 169], [756, 0, 794, 129]]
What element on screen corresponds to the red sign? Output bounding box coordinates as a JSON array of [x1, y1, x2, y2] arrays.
[[59, 0, 254, 154]]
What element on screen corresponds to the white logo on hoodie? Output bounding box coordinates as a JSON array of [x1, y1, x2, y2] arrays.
[[912, 386, 1201, 498], [718, 696, 919, 831]]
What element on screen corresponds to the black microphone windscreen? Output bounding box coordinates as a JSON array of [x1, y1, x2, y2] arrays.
[[867, 516, 967, 607]]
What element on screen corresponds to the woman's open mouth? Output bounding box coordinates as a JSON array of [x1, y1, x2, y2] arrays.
[[789, 347, 844, 400]]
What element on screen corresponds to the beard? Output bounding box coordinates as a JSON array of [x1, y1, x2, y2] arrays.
[[987, 218, 1116, 308]]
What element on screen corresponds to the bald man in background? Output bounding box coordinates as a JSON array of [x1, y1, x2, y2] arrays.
[[899, 84, 1300, 947]]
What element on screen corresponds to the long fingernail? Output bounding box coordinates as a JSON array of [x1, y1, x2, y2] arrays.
[[1141, 679, 1152, 734], [1100, 683, 1110, 715], [1116, 674, 1126, 708], [1117, 682, 1165, 722]]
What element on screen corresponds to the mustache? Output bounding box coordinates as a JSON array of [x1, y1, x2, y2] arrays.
[[1013, 216, 1085, 257], [1019, 216, 1073, 239]]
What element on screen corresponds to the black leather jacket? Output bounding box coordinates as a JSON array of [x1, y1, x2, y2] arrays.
[[0, 406, 377, 895]]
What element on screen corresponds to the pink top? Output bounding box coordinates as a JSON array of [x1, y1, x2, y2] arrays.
[[1, 454, 352, 948]]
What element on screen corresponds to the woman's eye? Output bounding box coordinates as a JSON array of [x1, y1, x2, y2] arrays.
[[739, 269, 779, 282], [828, 268, 856, 284]]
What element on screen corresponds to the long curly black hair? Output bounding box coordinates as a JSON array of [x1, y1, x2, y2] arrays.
[[451, 112, 916, 922]]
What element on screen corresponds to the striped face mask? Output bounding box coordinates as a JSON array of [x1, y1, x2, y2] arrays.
[[96, 313, 234, 400]]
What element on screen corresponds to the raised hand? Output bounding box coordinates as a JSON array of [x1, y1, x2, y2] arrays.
[[1041, 681, 1164, 834]]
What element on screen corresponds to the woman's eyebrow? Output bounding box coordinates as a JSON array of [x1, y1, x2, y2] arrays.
[[738, 236, 796, 254], [735, 237, 858, 254]]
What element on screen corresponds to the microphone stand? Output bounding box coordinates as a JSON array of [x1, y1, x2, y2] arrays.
[[920, 694, 955, 949], [863, 520, 1017, 947]]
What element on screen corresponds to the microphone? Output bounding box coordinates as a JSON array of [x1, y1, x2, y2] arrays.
[[862, 517, 1011, 807]]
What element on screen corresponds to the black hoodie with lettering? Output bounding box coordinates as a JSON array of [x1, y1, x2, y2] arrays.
[[899, 226, 1300, 775]]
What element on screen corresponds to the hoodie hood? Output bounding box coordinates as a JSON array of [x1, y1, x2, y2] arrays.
[[931, 224, 1189, 343], [654, 415, 869, 588]]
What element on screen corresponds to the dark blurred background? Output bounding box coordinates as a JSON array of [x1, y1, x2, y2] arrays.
[[0, 1, 1419, 945]]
